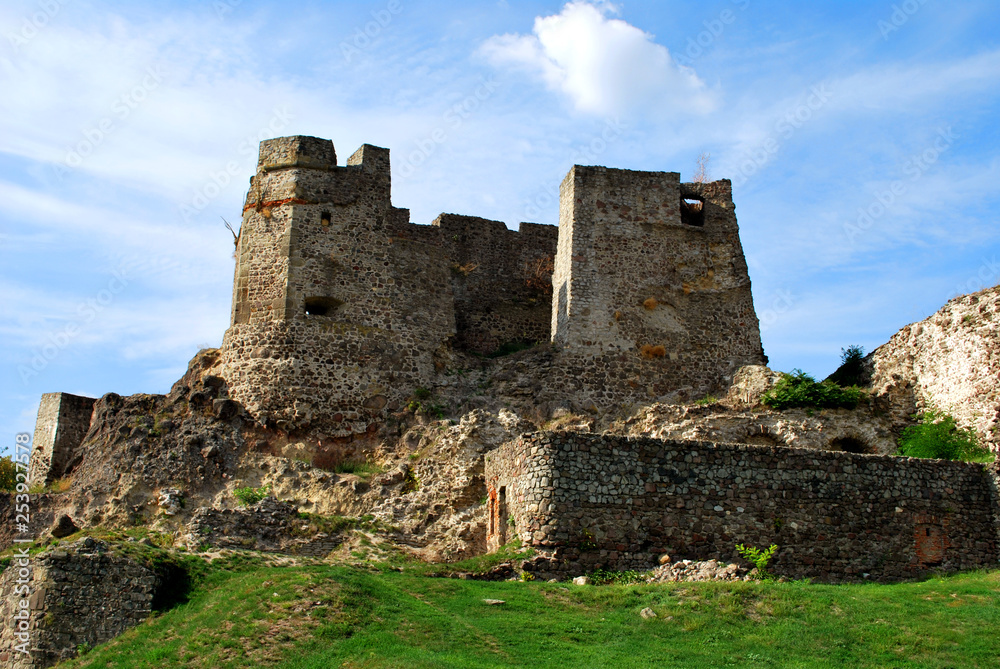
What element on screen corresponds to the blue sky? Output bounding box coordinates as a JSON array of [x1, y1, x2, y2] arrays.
[[2, 0, 999, 449]]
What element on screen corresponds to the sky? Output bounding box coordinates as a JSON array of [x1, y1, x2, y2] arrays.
[[2, 0, 999, 450]]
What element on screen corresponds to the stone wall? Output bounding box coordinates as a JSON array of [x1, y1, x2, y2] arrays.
[[485, 432, 999, 581], [550, 168, 765, 401], [429, 215, 556, 356], [0, 495, 59, 553], [184, 497, 343, 557], [0, 538, 155, 668], [28, 393, 95, 488], [869, 286, 1000, 451]]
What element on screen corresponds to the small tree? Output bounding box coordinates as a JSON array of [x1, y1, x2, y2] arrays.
[[761, 370, 867, 410], [0, 456, 18, 492], [735, 543, 778, 580], [692, 152, 711, 183], [827, 344, 866, 387], [897, 411, 992, 462]]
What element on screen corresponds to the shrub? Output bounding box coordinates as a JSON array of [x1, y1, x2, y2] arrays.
[[0, 456, 19, 492], [897, 410, 992, 462], [591, 568, 648, 585], [826, 345, 867, 387], [524, 255, 554, 294], [643, 297, 659, 310], [333, 460, 384, 478], [761, 370, 866, 410], [735, 543, 778, 580], [233, 484, 270, 506]]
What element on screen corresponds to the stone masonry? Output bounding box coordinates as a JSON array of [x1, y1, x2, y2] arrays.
[[0, 538, 155, 668], [486, 431, 999, 581], [28, 393, 95, 488], [219, 136, 765, 436], [551, 167, 765, 400], [868, 286, 1000, 451]]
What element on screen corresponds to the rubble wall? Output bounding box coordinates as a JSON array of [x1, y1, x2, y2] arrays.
[[486, 431, 999, 581]]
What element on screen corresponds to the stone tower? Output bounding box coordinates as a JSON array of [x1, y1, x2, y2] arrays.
[[550, 166, 765, 400], [219, 136, 455, 436]]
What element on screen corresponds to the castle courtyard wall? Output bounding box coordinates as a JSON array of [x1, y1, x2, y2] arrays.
[[486, 432, 1000, 581]]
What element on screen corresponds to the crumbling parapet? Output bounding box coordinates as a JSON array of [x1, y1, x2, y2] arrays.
[[28, 393, 95, 488]]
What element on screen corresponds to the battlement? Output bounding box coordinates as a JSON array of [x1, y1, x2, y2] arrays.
[[219, 136, 764, 433]]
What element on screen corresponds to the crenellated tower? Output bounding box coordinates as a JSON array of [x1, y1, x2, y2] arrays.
[[220, 136, 455, 437]]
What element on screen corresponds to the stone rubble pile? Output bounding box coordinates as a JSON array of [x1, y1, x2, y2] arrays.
[[646, 559, 748, 583]]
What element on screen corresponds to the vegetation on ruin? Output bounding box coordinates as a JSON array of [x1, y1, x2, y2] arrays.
[[233, 484, 271, 506], [331, 459, 384, 478], [897, 410, 993, 462], [735, 544, 779, 580], [761, 370, 867, 411], [0, 455, 17, 492], [55, 556, 1000, 669], [826, 344, 867, 387]]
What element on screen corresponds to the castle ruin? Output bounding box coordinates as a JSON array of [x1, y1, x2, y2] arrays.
[[218, 135, 765, 436]]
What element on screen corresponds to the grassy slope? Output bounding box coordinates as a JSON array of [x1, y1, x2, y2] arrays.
[[58, 564, 1000, 669]]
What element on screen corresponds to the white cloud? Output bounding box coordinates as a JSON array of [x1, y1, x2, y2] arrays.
[[479, 1, 716, 116]]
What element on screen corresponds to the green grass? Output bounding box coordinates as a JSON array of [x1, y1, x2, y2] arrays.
[[56, 563, 1000, 668]]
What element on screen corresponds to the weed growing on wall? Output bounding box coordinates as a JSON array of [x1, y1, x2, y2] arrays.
[[735, 543, 778, 580], [233, 484, 271, 506], [897, 410, 993, 462]]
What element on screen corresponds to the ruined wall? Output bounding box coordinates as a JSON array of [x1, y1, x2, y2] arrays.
[[184, 497, 343, 557], [389, 214, 557, 355], [486, 432, 999, 581], [0, 539, 155, 668], [869, 286, 1000, 451], [550, 168, 765, 405], [28, 393, 95, 488], [433, 215, 556, 355]]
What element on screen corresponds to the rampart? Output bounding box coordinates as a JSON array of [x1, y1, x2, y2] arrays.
[[486, 432, 1000, 581]]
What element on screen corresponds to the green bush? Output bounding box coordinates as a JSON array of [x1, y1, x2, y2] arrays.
[[897, 410, 992, 462], [233, 484, 270, 506], [761, 370, 866, 410], [826, 344, 867, 387], [0, 456, 19, 492]]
